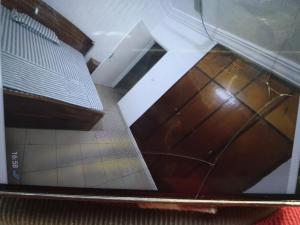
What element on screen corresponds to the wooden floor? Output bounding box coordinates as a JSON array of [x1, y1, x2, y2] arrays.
[[131, 45, 300, 197]]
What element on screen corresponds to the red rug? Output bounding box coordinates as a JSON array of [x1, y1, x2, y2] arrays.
[[256, 207, 300, 225]]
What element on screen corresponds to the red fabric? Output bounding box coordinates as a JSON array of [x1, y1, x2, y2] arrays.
[[255, 207, 300, 225]]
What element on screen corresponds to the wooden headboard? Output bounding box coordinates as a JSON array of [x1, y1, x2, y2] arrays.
[[1, 0, 94, 55]]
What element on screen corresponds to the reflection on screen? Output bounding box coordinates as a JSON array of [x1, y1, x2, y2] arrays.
[[1, 0, 300, 199]]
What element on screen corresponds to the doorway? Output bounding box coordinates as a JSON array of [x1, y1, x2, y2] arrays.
[[116, 42, 167, 97]]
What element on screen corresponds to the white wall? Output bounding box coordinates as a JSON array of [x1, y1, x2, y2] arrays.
[[176, 0, 300, 65], [91, 21, 155, 87], [44, 0, 147, 62], [171, 0, 201, 19], [245, 160, 291, 194], [118, 13, 215, 126], [171, 0, 300, 64]]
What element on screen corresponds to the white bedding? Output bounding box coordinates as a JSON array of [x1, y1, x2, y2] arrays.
[[1, 6, 103, 112]]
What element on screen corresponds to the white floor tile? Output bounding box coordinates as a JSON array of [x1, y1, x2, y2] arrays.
[[79, 131, 98, 144], [121, 171, 155, 190], [57, 144, 82, 167], [22, 169, 57, 187], [58, 165, 85, 187], [98, 144, 118, 161], [5, 128, 26, 145], [96, 178, 125, 190], [56, 131, 82, 145], [117, 158, 143, 176], [23, 145, 56, 172], [101, 159, 123, 181], [91, 121, 103, 131], [83, 159, 108, 187], [80, 144, 102, 160], [112, 142, 137, 159], [26, 129, 55, 145], [95, 131, 113, 143], [5, 86, 154, 190]]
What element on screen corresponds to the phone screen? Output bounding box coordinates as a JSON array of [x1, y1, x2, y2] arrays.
[[1, 0, 300, 201]]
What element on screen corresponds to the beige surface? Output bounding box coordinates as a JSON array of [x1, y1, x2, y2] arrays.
[[5, 85, 155, 191]]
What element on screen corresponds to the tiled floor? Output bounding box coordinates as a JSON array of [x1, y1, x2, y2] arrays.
[[5, 85, 156, 191]]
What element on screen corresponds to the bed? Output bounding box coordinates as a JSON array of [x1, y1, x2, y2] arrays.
[[1, 0, 104, 130]]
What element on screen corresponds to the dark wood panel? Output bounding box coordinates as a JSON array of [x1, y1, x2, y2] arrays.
[[131, 68, 210, 144], [237, 74, 283, 115], [265, 95, 300, 140], [131, 44, 298, 196], [196, 45, 236, 78], [215, 58, 261, 94], [1, 0, 93, 55], [201, 120, 293, 195], [140, 82, 232, 153], [173, 98, 254, 162], [87, 58, 100, 74], [258, 73, 294, 95], [4, 90, 103, 131], [144, 154, 210, 196]]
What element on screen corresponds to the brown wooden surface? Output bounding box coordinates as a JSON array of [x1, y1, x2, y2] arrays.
[[1, 0, 93, 55], [143, 154, 211, 195], [131, 45, 298, 196], [4, 90, 103, 131], [131, 68, 210, 145], [201, 120, 293, 195], [265, 95, 300, 140], [196, 45, 236, 78], [140, 82, 231, 153], [215, 58, 261, 94], [173, 98, 254, 162], [87, 58, 100, 74]]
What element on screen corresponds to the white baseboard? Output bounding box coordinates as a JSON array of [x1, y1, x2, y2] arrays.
[[160, 0, 300, 87]]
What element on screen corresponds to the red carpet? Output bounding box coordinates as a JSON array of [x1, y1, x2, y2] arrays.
[[256, 207, 300, 225]]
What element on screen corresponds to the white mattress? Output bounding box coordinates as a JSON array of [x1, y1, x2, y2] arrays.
[[1, 6, 103, 112]]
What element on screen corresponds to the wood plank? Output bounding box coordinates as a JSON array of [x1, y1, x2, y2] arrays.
[[4, 90, 103, 131], [173, 98, 253, 162], [201, 120, 292, 195], [131, 68, 210, 144], [196, 45, 236, 78], [144, 154, 210, 195], [215, 58, 261, 94], [265, 95, 300, 140], [140, 82, 232, 153], [132, 44, 299, 196], [237, 76, 280, 114]]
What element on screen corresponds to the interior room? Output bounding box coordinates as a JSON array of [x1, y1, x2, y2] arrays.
[[1, 0, 300, 198]]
